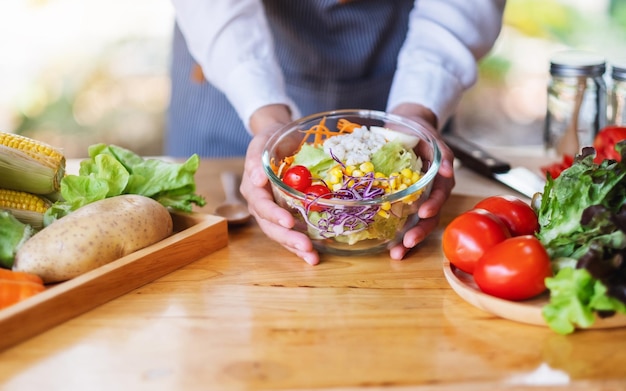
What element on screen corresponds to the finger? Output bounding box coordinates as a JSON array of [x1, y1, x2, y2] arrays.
[[389, 214, 440, 260], [249, 195, 295, 228], [418, 173, 455, 219], [244, 134, 272, 187], [403, 214, 440, 248], [254, 217, 319, 265]]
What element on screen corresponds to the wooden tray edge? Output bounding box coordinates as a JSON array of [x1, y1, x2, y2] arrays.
[[0, 212, 228, 351]]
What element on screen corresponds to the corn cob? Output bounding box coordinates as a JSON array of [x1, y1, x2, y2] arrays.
[[0, 189, 52, 230], [0, 132, 65, 195]]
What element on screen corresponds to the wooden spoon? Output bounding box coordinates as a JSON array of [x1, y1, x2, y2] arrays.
[[214, 171, 251, 225]]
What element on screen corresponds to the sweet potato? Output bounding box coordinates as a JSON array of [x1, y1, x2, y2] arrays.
[[13, 195, 173, 283]]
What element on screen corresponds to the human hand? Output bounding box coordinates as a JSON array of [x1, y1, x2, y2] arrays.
[[387, 103, 456, 260], [241, 104, 320, 265]]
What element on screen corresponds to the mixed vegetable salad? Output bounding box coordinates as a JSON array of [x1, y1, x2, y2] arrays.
[[270, 117, 427, 247]]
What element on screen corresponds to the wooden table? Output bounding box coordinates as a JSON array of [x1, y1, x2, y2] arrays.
[[1, 150, 625, 390]]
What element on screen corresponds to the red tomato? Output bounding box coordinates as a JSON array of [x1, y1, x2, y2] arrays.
[[282, 165, 313, 192], [540, 154, 574, 179], [304, 184, 331, 212], [442, 209, 510, 275], [473, 235, 552, 301], [474, 195, 539, 236], [593, 125, 626, 162]]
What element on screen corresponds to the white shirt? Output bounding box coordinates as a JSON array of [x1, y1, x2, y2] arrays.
[[171, 0, 505, 131]]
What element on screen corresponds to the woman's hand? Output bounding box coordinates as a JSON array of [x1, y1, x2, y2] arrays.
[[388, 103, 456, 260], [241, 104, 320, 265]]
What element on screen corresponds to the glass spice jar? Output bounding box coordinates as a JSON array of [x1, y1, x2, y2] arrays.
[[609, 61, 626, 126], [544, 50, 607, 157]]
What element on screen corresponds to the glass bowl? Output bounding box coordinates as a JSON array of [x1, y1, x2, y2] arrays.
[[262, 109, 441, 256]]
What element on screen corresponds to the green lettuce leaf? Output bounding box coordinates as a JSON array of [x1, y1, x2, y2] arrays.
[[44, 144, 206, 224], [370, 140, 418, 176], [536, 144, 626, 259], [0, 211, 33, 268], [543, 267, 626, 334], [293, 144, 334, 178]]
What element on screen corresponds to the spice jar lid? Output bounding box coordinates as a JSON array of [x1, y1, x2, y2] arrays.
[[612, 61, 626, 81], [550, 50, 606, 77]]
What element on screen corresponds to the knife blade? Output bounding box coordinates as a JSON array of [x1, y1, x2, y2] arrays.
[[443, 133, 546, 199]]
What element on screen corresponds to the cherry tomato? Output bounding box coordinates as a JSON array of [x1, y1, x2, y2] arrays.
[[304, 184, 331, 212], [282, 165, 313, 192], [593, 125, 626, 162], [442, 209, 510, 274], [473, 235, 552, 301], [474, 195, 539, 236]]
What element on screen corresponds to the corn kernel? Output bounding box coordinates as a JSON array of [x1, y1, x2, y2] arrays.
[[381, 201, 391, 211], [400, 168, 413, 178], [373, 172, 386, 187], [377, 209, 390, 218], [359, 161, 374, 173], [327, 173, 340, 185], [329, 166, 343, 177], [388, 173, 399, 189], [352, 169, 364, 177], [345, 165, 355, 176]]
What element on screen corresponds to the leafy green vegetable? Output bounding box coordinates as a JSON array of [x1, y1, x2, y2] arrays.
[[536, 140, 626, 333], [292, 143, 334, 178], [543, 267, 626, 335], [536, 142, 626, 259], [370, 140, 418, 176], [0, 211, 33, 268], [44, 144, 206, 224]]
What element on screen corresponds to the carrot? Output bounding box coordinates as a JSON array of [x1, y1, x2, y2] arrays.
[[297, 116, 331, 149], [0, 268, 44, 285], [296, 116, 358, 152], [337, 118, 361, 133], [278, 117, 361, 174], [0, 280, 45, 309]]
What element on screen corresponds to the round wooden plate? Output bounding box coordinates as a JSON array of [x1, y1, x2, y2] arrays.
[[442, 258, 626, 329]]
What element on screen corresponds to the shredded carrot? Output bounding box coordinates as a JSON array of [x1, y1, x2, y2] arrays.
[[296, 116, 331, 150], [275, 117, 362, 177], [0, 279, 45, 310], [0, 268, 43, 285], [295, 116, 360, 152], [270, 157, 280, 174], [270, 155, 295, 177], [337, 118, 361, 133]]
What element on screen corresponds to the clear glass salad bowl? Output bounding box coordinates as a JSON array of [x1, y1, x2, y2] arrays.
[[262, 109, 441, 256]]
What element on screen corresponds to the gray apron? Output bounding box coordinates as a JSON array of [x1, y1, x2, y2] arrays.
[[166, 0, 414, 158]]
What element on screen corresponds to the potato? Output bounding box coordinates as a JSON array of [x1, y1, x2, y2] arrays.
[[13, 194, 173, 283]]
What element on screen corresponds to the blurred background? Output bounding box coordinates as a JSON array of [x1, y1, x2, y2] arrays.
[[1, 0, 625, 158]]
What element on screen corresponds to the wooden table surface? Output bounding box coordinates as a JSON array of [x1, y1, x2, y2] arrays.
[[1, 150, 625, 391]]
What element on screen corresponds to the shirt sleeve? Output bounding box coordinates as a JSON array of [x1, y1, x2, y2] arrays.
[[170, 0, 300, 131], [386, 0, 506, 129]]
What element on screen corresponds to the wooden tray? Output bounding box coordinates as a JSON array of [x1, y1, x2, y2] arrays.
[[0, 212, 228, 351], [443, 258, 626, 330]]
